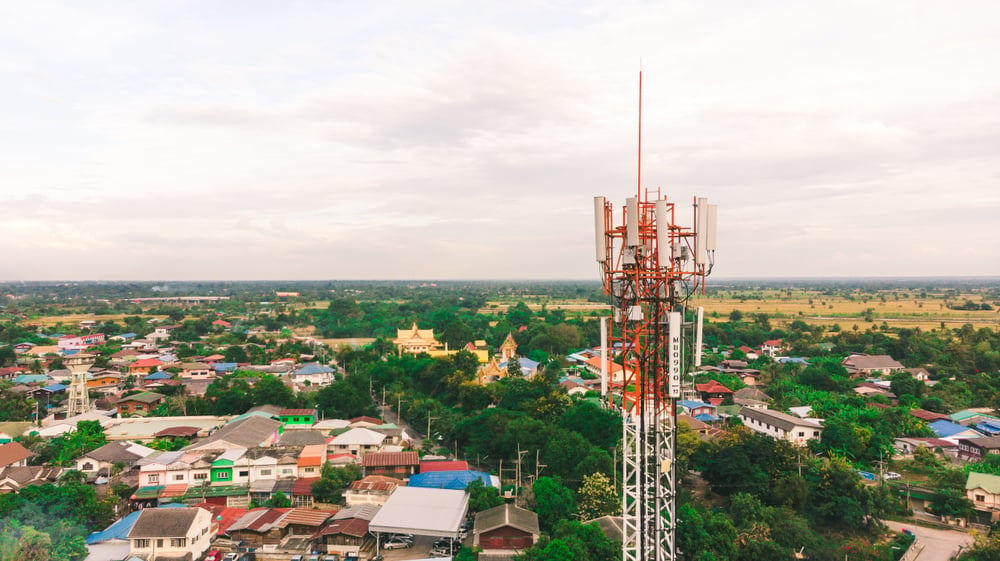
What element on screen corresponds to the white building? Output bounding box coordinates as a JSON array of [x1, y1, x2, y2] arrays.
[[126, 507, 213, 561], [738, 407, 823, 447]]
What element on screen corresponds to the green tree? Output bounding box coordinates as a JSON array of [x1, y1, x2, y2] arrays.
[[531, 477, 576, 533], [251, 375, 296, 408], [575, 472, 619, 520], [466, 479, 504, 514]]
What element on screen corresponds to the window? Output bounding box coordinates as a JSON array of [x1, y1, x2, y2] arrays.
[[135, 404, 144, 410], [193, 472, 207, 480], [148, 474, 159, 483], [282, 469, 292, 475], [216, 471, 230, 480], [813, 431, 820, 437], [170, 538, 187, 547], [239, 470, 249, 477], [260, 469, 272, 476], [134, 539, 150, 548], [174, 474, 184, 481], [156, 539, 164, 548], [798, 432, 805, 437], [304, 467, 315, 473], [977, 494, 986, 502]]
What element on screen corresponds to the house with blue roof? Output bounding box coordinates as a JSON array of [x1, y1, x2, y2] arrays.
[[110, 333, 138, 342], [212, 362, 238, 374], [930, 419, 984, 440], [143, 371, 173, 382], [677, 400, 716, 418], [499, 358, 540, 378], [291, 363, 335, 386], [408, 470, 498, 490]]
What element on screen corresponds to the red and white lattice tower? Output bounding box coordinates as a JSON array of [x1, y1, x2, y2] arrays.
[[594, 74, 718, 561], [594, 192, 716, 561]]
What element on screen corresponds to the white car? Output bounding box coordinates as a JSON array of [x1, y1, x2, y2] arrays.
[[382, 538, 412, 550], [884, 471, 902, 480]]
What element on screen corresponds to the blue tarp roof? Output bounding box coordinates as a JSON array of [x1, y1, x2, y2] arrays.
[[930, 419, 979, 438], [294, 363, 334, 375], [144, 371, 172, 380], [42, 383, 68, 392], [85, 504, 187, 545], [694, 414, 720, 422], [213, 363, 238, 372], [408, 470, 493, 490]]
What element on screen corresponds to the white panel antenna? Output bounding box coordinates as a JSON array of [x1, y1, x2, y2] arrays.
[[626, 197, 639, 247], [695, 197, 709, 265], [655, 199, 670, 268], [594, 197, 607, 263]]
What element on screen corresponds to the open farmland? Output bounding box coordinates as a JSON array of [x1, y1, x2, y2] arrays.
[[693, 286, 1000, 332]]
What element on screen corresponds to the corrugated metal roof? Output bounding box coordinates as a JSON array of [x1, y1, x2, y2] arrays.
[[361, 451, 419, 467], [292, 477, 319, 495], [276, 508, 335, 527]]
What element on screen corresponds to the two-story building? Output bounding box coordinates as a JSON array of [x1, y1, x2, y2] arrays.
[[967, 472, 1000, 523], [958, 435, 1000, 462], [738, 407, 823, 447]]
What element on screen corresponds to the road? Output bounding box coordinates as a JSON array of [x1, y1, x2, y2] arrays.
[[885, 520, 975, 561], [379, 402, 424, 449]]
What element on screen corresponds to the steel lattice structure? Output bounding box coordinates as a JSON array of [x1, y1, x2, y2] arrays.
[[595, 191, 715, 561]]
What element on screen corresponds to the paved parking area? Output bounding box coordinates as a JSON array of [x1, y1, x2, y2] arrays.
[[376, 534, 466, 560]]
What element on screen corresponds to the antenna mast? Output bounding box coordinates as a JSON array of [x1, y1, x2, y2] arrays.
[[594, 73, 718, 561]]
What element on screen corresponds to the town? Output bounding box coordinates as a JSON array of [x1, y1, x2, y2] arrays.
[[0, 279, 999, 561]]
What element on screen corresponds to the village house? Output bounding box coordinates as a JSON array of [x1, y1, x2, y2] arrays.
[[57, 333, 105, 351], [0, 442, 34, 469], [738, 407, 823, 447], [760, 339, 784, 358], [958, 436, 1000, 462], [127, 507, 214, 561], [695, 380, 734, 406], [842, 354, 906, 377], [967, 472, 1000, 523], [361, 451, 420, 478], [328, 427, 387, 458], [474, 503, 540, 556], [116, 391, 166, 416], [178, 362, 213, 380], [344, 476, 404, 507]]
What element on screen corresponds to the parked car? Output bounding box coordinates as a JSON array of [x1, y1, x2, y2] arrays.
[[290, 556, 303, 561], [205, 551, 221, 561], [223, 553, 239, 561], [885, 471, 902, 480], [382, 538, 412, 550]]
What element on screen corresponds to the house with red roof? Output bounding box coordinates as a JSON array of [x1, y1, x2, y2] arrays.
[[760, 339, 784, 358], [695, 380, 734, 406], [57, 333, 105, 351], [129, 358, 164, 375], [361, 451, 420, 478]]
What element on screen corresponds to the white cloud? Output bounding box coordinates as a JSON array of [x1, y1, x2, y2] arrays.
[[1, 1, 999, 280]]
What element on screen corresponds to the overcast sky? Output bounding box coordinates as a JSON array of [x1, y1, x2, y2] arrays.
[[2, 1, 998, 281]]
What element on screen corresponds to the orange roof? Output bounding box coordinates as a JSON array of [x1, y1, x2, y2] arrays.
[[297, 444, 327, 467], [131, 358, 163, 368]]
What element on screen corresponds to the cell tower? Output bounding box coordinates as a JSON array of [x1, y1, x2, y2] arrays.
[[65, 353, 96, 418], [594, 75, 718, 561]]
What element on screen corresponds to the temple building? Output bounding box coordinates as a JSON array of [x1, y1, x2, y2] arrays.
[[393, 323, 443, 355]]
